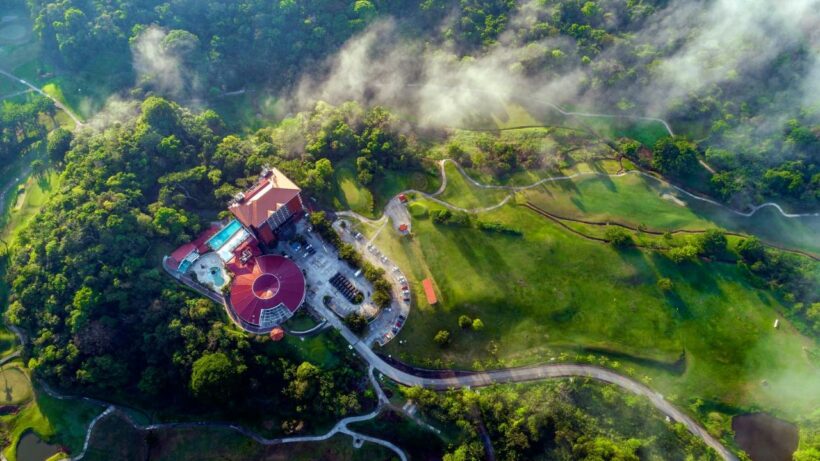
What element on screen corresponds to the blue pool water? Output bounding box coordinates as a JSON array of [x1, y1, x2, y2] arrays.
[[210, 267, 226, 287], [208, 220, 242, 250], [178, 259, 192, 273]]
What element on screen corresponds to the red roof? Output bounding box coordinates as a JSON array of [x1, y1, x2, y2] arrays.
[[226, 238, 263, 274], [398, 224, 408, 232], [229, 168, 301, 229], [167, 225, 221, 270], [422, 278, 437, 305], [229, 255, 305, 327]]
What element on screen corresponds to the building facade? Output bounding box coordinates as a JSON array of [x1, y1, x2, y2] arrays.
[[229, 167, 303, 245]]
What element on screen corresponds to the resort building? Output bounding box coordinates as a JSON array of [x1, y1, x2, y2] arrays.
[[229, 167, 303, 246], [164, 167, 307, 333]]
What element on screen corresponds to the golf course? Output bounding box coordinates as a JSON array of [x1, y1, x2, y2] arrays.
[[365, 159, 818, 432]]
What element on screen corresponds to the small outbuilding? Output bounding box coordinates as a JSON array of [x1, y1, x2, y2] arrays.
[[269, 327, 285, 341]]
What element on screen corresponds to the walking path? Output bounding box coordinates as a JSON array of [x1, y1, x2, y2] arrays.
[[0, 68, 84, 127]]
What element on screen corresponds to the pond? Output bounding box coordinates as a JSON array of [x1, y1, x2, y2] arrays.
[[732, 413, 799, 461], [16, 431, 61, 461]]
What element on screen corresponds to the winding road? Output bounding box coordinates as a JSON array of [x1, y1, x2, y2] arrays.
[[3, 85, 797, 461], [304, 292, 740, 461]]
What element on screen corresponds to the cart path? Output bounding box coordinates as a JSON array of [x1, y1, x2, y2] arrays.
[[0, 68, 84, 127], [444, 159, 819, 218], [50, 367, 407, 461]]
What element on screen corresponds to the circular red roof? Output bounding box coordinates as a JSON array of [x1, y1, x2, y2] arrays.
[[229, 255, 305, 327]]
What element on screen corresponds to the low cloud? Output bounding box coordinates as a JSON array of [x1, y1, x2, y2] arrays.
[[291, 0, 818, 133], [132, 26, 201, 100]]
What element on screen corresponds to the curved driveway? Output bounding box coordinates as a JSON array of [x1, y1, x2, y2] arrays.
[[305, 290, 738, 461]]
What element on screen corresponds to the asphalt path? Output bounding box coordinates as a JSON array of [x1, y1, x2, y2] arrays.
[[0, 68, 84, 126]]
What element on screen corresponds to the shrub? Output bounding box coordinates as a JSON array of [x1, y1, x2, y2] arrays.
[[458, 315, 472, 329], [668, 245, 699, 263], [372, 289, 391, 309], [431, 209, 471, 227], [431, 209, 451, 224], [657, 278, 673, 291], [472, 318, 484, 330], [434, 330, 451, 347], [408, 202, 428, 218], [737, 237, 765, 263], [190, 353, 244, 400], [696, 229, 727, 256], [344, 313, 368, 334], [605, 226, 632, 248], [477, 220, 522, 236]]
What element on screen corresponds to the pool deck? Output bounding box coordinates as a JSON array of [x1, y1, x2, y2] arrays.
[[190, 252, 230, 290]]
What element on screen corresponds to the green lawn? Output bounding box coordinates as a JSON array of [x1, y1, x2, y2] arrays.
[[579, 115, 671, 146], [376, 198, 818, 421]]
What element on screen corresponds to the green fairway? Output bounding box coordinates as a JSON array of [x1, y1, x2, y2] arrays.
[[372, 166, 441, 209], [0, 327, 17, 357], [0, 365, 31, 405], [435, 162, 510, 210], [1, 383, 101, 461], [376, 198, 818, 421], [1, 171, 60, 242], [523, 173, 820, 254], [348, 409, 451, 460], [330, 160, 376, 217]]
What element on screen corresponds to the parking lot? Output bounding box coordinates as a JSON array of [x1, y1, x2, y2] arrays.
[[279, 220, 377, 321], [334, 218, 411, 346]]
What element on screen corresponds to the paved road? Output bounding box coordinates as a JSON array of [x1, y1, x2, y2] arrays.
[[0, 68, 84, 127], [306, 276, 737, 460]]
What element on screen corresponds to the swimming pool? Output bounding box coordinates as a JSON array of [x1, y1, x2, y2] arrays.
[[210, 267, 226, 287], [207, 220, 243, 250]]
